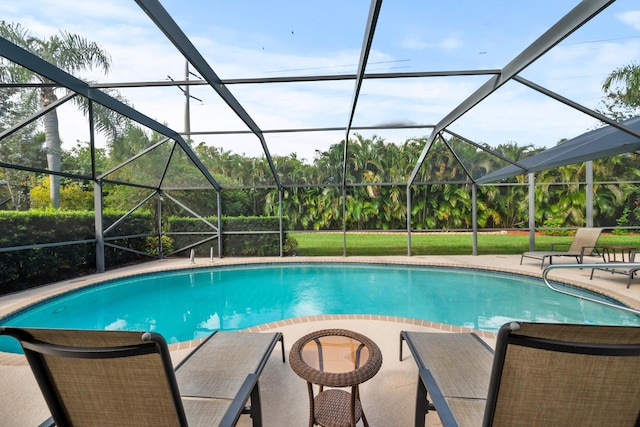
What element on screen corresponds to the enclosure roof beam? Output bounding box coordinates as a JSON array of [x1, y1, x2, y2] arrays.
[[88, 69, 502, 89], [0, 36, 221, 191], [134, 0, 261, 137], [443, 129, 529, 171], [441, 133, 476, 184], [0, 161, 94, 182], [0, 92, 76, 140], [407, 0, 615, 186], [342, 0, 383, 187], [513, 75, 640, 140], [99, 137, 171, 180], [135, 0, 282, 189], [183, 124, 435, 136], [436, 0, 614, 133]]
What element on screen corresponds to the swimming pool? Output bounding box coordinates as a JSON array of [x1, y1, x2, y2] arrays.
[[1, 263, 638, 353]]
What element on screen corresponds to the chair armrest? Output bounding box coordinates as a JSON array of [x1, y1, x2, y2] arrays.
[[38, 417, 55, 427], [219, 373, 259, 427], [418, 368, 459, 427], [579, 245, 600, 256]]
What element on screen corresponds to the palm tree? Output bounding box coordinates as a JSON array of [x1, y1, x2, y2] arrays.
[[0, 21, 112, 208], [601, 62, 640, 120]]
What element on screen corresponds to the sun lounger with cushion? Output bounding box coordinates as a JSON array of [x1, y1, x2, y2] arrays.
[[0, 327, 284, 427]]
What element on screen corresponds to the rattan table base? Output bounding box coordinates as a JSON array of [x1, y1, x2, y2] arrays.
[[314, 389, 363, 427], [289, 329, 382, 427]]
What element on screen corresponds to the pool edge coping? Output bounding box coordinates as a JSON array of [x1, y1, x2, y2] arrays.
[[0, 315, 496, 366]]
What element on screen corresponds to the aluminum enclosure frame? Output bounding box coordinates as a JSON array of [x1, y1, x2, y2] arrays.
[[1, 0, 638, 269]]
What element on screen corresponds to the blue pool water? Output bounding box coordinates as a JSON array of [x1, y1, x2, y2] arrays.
[[1, 263, 638, 353]]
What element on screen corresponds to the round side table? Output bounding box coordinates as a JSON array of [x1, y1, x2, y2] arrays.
[[289, 329, 383, 427]]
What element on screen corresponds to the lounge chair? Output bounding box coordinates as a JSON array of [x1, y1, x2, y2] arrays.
[[0, 327, 284, 427], [520, 227, 602, 268], [400, 321, 640, 427], [590, 250, 640, 288]]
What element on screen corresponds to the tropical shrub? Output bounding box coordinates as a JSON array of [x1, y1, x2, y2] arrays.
[[168, 216, 292, 257], [0, 210, 151, 294]]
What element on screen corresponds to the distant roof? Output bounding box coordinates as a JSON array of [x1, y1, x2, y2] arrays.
[[477, 116, 640, 183]]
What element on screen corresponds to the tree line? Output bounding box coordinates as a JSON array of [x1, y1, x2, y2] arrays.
[[3, 128, 639, 232], [193, 136, 640, 231]]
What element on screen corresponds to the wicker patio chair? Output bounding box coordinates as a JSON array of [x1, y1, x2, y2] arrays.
[[520, 227, 602, 268], [401, 321, 640, 427], [0, 327, 284, 427]]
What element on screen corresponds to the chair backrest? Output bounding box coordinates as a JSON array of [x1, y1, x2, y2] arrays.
[[0, 327, 188, 427], [568, 227, 602, 253], [483, 322, 640, 427]]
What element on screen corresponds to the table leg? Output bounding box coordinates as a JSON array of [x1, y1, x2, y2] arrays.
[[307, 382, 315, 427]]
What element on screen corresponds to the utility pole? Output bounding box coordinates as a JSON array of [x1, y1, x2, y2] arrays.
[[167, 60, 201, 142], [184, 60, 190, 141]]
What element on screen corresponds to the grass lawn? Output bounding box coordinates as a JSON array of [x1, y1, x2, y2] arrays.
[[290, 232, 640, 256]]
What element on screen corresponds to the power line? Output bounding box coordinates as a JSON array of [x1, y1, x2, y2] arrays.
[[166, 75, 203, 102]]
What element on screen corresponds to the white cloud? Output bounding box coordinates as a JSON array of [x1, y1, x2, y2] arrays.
[[36, 0, 142, 22], [617, 10, 640, 31], [399, 35, 430, 50], [439, 37, 463, 50]]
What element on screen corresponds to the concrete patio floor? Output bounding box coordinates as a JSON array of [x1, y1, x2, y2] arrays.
[[1, 255, 639, 426]]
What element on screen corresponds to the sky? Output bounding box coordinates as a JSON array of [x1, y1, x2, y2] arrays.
[[2, 0, 640, 164]]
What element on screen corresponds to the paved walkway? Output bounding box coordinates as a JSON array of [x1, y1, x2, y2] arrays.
[[1, 255, 638, 426]]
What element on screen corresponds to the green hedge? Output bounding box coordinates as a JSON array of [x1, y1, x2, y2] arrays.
[[0, 211, 151, 294], [169, 216, 290, 257], [0, 213, 294, 295]]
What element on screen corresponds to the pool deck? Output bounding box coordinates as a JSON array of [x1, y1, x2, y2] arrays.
[[1, 255, 639, 426]]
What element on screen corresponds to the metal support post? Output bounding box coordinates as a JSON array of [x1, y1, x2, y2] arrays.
[[94, 180, 105, 272], [528, 173, 536, 251], [472, 184, 478, 256], [217, 191, 223, 258], [407, 185, 412, 256], [586, 160, 594, 228]]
